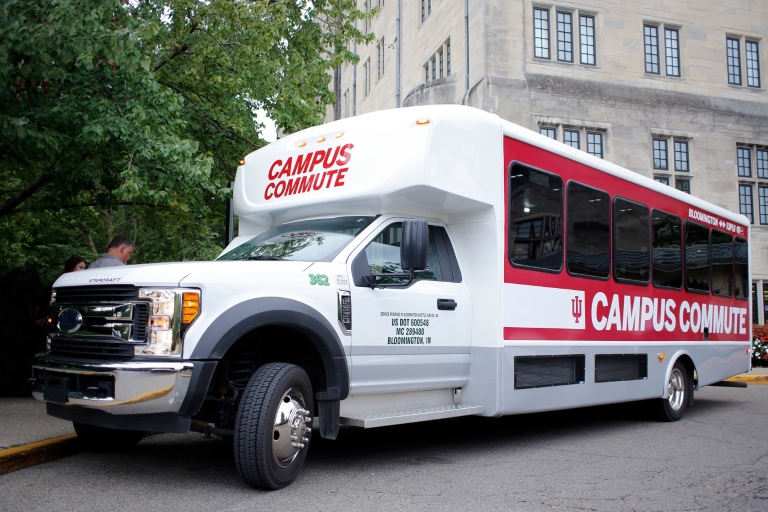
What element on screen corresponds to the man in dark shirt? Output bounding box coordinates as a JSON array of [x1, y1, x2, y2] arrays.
[[89, 235, 134, 268]]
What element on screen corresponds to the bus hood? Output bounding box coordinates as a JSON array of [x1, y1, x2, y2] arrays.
[[53, 260, 313, 289]]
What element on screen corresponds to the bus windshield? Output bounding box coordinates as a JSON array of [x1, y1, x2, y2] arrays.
[[217, 216, 375, 262]]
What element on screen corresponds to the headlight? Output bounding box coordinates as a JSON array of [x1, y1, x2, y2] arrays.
[[137, 288, 200, 356]]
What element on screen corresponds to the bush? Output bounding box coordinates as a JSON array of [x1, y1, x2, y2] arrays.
[[753, 324, 768, 367]]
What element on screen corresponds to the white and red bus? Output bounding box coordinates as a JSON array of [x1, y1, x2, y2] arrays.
[[36, 105, 751, 488]]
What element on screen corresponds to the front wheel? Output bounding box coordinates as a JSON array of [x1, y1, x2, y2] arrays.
[[651, 360, 689, 422], [234, 363, 314, 490]]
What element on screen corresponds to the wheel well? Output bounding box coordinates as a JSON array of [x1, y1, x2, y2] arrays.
[[197, 326, 328, 426], [674, 354, 697, 407], [221, 326, 327, 394]]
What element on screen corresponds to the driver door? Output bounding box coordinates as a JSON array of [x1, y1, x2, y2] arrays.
[[348, 220, 471, 394]]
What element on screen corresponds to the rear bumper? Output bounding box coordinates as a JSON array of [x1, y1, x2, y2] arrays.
[[31, 355, 216, 421]]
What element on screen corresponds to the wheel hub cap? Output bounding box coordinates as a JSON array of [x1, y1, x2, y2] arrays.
[[667, 368, 685, 412], [272, 389, 312, 468]]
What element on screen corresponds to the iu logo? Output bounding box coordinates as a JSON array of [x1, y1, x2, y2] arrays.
[[571, 296, 583, 324]]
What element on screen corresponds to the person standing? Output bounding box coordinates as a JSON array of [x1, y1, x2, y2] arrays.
[[89, 235, 134, 268], [63, 256, 87, 272]]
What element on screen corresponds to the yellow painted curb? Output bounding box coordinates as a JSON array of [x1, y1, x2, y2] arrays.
[[725, 374, 768, 384], [0, 434, 81, 475]]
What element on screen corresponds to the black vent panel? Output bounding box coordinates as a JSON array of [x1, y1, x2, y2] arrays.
[[595, 354, 648, 383], [55, 285, 138, 305], [514, 355, 586, 389], [133, 302, 150, 342], [50, 339, 134, 359]]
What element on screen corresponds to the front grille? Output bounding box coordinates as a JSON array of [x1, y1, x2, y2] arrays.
[[55, 285, 138, 305], [50, 339, 134, 359], [133, 302, 150, 342]]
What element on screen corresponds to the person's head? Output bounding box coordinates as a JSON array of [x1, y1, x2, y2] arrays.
[[106, 235, 134, 263], [64, 256, 86, 273]]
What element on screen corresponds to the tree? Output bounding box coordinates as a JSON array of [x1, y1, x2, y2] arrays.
[[0, 0, 373, 281]]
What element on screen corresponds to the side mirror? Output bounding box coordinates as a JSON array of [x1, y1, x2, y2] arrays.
[[401, 219, 429, 272]]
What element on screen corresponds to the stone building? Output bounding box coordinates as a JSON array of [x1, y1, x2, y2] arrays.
[[327, 0, 768, 322]]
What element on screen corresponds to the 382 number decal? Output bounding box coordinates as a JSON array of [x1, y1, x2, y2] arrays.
[[308, 274, 330, 286]]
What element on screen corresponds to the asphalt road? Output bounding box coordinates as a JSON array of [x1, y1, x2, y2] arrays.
[[2, 386, 767, 512]]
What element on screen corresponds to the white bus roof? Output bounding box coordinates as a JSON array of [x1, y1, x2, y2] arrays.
[[234, 105, 748, 231]]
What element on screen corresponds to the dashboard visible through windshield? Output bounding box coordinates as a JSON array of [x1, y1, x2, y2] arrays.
[[217, 216, 375, 262]]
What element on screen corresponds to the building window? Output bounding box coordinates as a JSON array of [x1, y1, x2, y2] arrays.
[[446, 43, 451, 76], [587, 132, 603, 158], [431, 57, 436, 80], [540, 126, 556, 139], [342, 89, 349, 118], [746, 40, 761, 88], [439, 50, 443, 78], [738, 146, 751, 177], [421, 0, 425, 22], [759, 186, 768, 225], [564, 129, 580, 149], [653, 139, 668, 169], [644, 25, 660, 74], [675, 178, 690, 194], [665, 28, 680, 77], [727, 37, 742, 85], [654, 176, 670, 186], [377, 39, 385, 80], [363, 59, 371, 96], [740, 184, 754, 223], [674, 141, 689, 171], [557, 11, 573, 62], [579, 15, 595, 65], [425, 63, 429, 84], [758, 149, 768, 179], [534, 8, 550, 59]]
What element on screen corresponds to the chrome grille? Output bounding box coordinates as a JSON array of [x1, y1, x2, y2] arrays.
[[55, 285, 138, 305]]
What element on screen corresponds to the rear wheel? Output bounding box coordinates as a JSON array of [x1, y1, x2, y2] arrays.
[[652, 360, 689, 421], [73, 422, 145, 451], [234, 363, 313, 490]]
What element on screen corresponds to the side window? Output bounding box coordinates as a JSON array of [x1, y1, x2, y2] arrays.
[[613, 198, 650, 284], [567, 181, 610, 279], [684, 221, 710, 293], [364, 222, 442, 285], [508, 163, 563, 272], [734, 237, 749, 300], [711, 230, 733, 298], [651, 210, 683, 289]]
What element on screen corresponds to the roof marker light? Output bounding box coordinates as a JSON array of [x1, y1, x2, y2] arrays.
[[416, 119, 430, 125], [317, 136, 326, 143], [239, 159, 245, 166], [298, 141, 307, 148], [335, 132, 344, 138]]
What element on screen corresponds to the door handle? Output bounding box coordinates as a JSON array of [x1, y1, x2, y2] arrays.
[[437, 299, 457, 311]]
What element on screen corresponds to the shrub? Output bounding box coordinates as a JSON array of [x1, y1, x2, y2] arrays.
[[753, 324, 768, 367]]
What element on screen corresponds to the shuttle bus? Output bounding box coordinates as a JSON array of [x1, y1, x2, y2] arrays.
[[34, 105, 751, 489]]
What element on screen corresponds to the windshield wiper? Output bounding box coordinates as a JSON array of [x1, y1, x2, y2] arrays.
[[239, 255, 286, 261]]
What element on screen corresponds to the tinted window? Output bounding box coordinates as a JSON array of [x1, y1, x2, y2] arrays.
[[508, 163, 563, 271], [652, 210, 682, 289], [685, 221, 710, 293], [365, 222, 441, 285], [614, 198, 650, 284], [734, 237, 749, 300], [567, 182, 610, 278], [711, 230, 733, 298]]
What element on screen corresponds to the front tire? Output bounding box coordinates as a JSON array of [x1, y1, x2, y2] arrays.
[[73, 422, 145, 451], [652, 360, 689, 422], [234, 363, 314, 490]]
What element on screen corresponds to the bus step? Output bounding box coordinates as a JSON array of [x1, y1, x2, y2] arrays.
[[339, 403, 483, 428]]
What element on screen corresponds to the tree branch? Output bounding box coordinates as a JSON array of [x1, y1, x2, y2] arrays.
[[0, 165, 56, 219]]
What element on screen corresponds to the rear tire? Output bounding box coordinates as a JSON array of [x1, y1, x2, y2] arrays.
[[652, 360, 689, 422], [234, 363, 314, 490], [73, 422, 145, 451]]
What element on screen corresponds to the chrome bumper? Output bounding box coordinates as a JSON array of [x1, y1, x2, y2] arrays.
[[32, 359, 194, 415]]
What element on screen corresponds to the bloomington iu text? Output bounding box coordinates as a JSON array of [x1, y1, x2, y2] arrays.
[[263, 144, 354, 200]]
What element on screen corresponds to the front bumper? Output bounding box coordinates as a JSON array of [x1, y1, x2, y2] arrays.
[[31, 356, 215, 418]]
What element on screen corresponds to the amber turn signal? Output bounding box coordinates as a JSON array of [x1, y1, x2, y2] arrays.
[[416, 119, 430, 125], [182, 292, 200, 324], [658, 353, 666, 362]]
